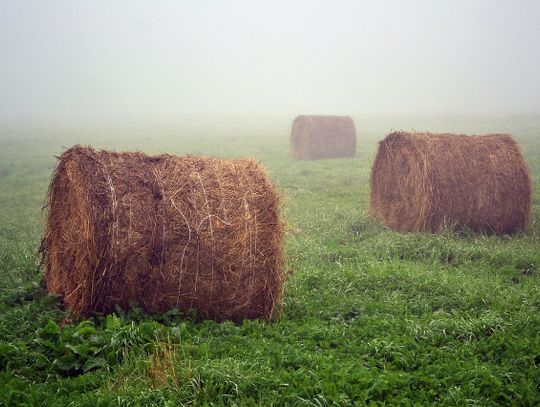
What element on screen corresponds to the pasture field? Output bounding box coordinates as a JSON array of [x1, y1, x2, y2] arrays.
[[0, 119, 539, 406]]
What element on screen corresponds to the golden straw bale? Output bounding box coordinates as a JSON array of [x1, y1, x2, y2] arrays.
[[370, 132, 532, 234], [42, 146, 285, 321]]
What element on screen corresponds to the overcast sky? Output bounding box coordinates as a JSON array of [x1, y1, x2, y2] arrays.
[[1, 0, 539, 124]]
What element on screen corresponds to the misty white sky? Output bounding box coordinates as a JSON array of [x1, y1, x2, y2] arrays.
[[1, 0, 539, 124]]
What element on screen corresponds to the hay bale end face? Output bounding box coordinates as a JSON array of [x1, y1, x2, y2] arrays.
[[42, 146, 285, 321], [370, 132, 532, 234], [290, 115, 357, 160]]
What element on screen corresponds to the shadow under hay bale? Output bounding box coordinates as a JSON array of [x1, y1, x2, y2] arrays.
[[290, 115, 356, 160], [42, 146, 285, 322], [370, 132, 532, 234]]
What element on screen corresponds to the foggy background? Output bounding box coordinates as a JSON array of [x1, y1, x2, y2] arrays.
[[1, 0, 539, 128]]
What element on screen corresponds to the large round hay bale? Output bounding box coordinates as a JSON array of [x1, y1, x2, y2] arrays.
[[42, 146, 285, 321], [290, 115, 356, 160], [370, 132, 532, 234]]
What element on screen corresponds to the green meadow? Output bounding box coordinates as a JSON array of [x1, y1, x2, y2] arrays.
[[1, 118, 539, 406]]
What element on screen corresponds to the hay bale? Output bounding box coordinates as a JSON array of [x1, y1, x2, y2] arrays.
[[370, 132, 532, 234], [290, 115, 356, 160], [42, 146, 285, 321]]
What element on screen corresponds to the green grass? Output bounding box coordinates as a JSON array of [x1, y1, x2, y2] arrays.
[[0, 121, 539, 406]]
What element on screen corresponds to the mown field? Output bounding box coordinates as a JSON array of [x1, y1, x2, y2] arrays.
[[1, 119, 539, 406]]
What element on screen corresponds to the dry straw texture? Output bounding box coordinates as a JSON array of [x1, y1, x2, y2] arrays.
[[42, 146, 285, 321], [370, 132, 532, 234], [290, 115, 356, 160]]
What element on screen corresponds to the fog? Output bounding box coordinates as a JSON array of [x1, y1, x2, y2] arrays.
[[1, 0, 540, 126]]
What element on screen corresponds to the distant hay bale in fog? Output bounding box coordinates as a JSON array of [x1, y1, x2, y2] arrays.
[[42, 146, 285, 321], [290, 115, 356, 160], [370, 132, 532, 234]]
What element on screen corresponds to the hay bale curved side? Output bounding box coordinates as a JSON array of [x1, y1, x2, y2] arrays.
[[42, 146, 285, 321], [369, 132, 532, 234], [290, 115, 356, 160]]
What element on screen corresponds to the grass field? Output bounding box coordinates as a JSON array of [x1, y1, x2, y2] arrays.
[[1, 118, 539, 406]]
